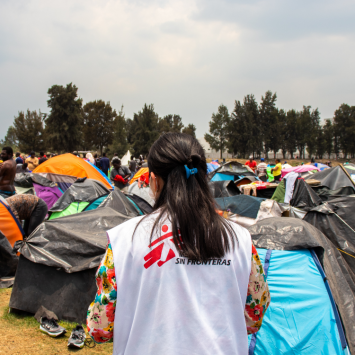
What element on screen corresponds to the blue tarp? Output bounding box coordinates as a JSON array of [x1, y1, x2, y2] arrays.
[[207, 163, 219, 174], [248, 249, 349, 355], [211, 173, 234, 182]]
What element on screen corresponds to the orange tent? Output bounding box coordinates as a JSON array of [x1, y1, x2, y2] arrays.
[[33, 153, 113, 190], [130, 168, 149, 185], [0, 199, 24, 247]]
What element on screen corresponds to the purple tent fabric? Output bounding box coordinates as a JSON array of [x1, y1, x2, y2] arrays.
[[33, 183, 63, 210]]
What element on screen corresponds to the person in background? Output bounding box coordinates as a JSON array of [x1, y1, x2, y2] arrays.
[[26, 151, 39, 171], [100, 152, 110, 176], [87, 133, 270, 354], [85, 152, 95, 164], [0, 146, 17, 198], [16, 162, 30, 174], [6, 194, 48, 237], [129, 155, 137, 179], [94, 153, 101, 169], [110, 158, 131, 190], [245, 156, 257, 172], [271, 158, 282, 181], [327, 161, 332, 168], [256, 158, 268, 182], [15, 152, 23, 165], [38, 152, 48, 165]]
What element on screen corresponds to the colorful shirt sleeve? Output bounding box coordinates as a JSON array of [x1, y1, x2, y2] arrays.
[[87, 242, 116, 343], [244, 244, 271, 334]]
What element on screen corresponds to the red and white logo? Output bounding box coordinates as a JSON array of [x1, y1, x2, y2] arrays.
[[143, 224, 177, 269]]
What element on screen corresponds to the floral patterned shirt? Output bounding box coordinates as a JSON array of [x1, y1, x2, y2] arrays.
[[87, 243, 270, 343]]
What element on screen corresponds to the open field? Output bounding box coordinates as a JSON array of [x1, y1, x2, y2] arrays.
[[0, 288, 112, 355]]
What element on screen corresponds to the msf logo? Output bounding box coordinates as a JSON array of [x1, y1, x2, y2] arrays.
[[144, 225, 178, 269]]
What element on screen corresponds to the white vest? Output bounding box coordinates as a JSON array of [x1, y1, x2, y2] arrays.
[[108, 213, 252, 355]]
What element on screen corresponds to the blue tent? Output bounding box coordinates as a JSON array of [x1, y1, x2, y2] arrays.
[[248, 218, 354, 355]]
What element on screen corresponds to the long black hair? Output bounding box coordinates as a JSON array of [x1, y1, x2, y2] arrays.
[[142, 132, 237, 261]]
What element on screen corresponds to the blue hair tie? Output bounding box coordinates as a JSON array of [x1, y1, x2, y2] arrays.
[[184, 165, 198, 179]]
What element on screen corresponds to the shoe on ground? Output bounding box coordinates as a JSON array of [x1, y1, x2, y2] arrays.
[[40, 317, 66, 337], [68, 325, 86, 349]]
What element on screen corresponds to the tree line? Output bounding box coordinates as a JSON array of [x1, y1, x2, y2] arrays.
[[205, 90, 355, 159], [1, 83, 196, 157]]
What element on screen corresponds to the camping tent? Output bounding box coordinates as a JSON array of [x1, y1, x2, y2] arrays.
[[33, 153, 113, 191], [209, 180, 240, 198], [130, 167, 149, 185], [128, 182, 155, 206], [0, 196, 24, 248], [48, 178, 110, 220], [208, 161, 257, 182], [248, 218, 354, 354], [120, 150, 132, 166], [10, 204, 141, 323], [304, 165, 355, 201], [0, 230, 19, 281]]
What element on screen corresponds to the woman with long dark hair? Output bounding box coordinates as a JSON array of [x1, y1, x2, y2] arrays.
[[87, 133, 270, 355]]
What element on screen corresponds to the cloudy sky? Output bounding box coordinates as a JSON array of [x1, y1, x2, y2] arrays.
[[1, 0, 354, 140]]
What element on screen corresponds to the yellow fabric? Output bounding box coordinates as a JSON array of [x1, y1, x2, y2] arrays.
[[272, 163, 282, 176], [129, 167, 149, 185], [33, 153, 112, 190], [25, 157, 39, 170], [0, 202, 23, 247]]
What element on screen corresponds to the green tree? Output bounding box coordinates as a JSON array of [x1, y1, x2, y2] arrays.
[[259, 91, 278, 158], [295, 106, 311, 159], [228, 95, 259, 158], [333, 104, 355, 158], [305, 107, 321, 158], [284, 110, 298, 158], [1, 126, 18, 151], [12, 110, 45, 153], [205, 104, 230, 159], [323, 119, 334, 158], [110, 106, 129, 157], [316, 126, 326, 159], [82, 100, 116, 154], [182, 124, 196, 138], [130, 104, 160, 156], [45, 83, 83, 152], [158, 114, 184, 133]]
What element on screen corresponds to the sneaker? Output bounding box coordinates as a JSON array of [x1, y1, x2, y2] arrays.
[[67, 325, 86, 349], [40, 317, 66, 337]]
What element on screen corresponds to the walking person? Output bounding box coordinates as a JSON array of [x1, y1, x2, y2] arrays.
[[100, 152, 110, 176], [87, 133, 270, 355], [129, 155, 137, 179], [38, 152, 48, 165]]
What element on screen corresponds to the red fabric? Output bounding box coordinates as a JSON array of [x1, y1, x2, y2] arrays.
[[114, 174, 126, 183], [245, 160, 257, 172]]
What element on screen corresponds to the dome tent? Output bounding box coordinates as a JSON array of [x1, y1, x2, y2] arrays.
[[48, 178, 110, 220]]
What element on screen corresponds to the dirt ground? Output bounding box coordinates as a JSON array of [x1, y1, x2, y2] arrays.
[[0, 288, 113, 355]]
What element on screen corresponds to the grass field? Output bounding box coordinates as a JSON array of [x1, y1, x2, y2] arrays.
[[0, 288, 112, 355]]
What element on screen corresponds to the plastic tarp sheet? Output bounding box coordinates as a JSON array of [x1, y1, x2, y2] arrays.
[[14, 186, 35, 195], [248, 217, 355, 353], [304, 196, 355, 274], [84, 195, 108, 211], [14, 172, 61, 188], [305, 165, 355, 191], [49, 178, 110, 213], [211, 173, 234, 182], [215, 195, 265, 219], [206, 162, 219, 174], [126, 194, 153, 215], [248, 249, 348, 355], [290, 178, 323, 211], [99, 189, 141, 217], [19, 206, 138, 273], [0, 230, 18, 278], [271, 180, 285, 203], [312, 186, 355, 201], [209, 180, 240, 198]]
